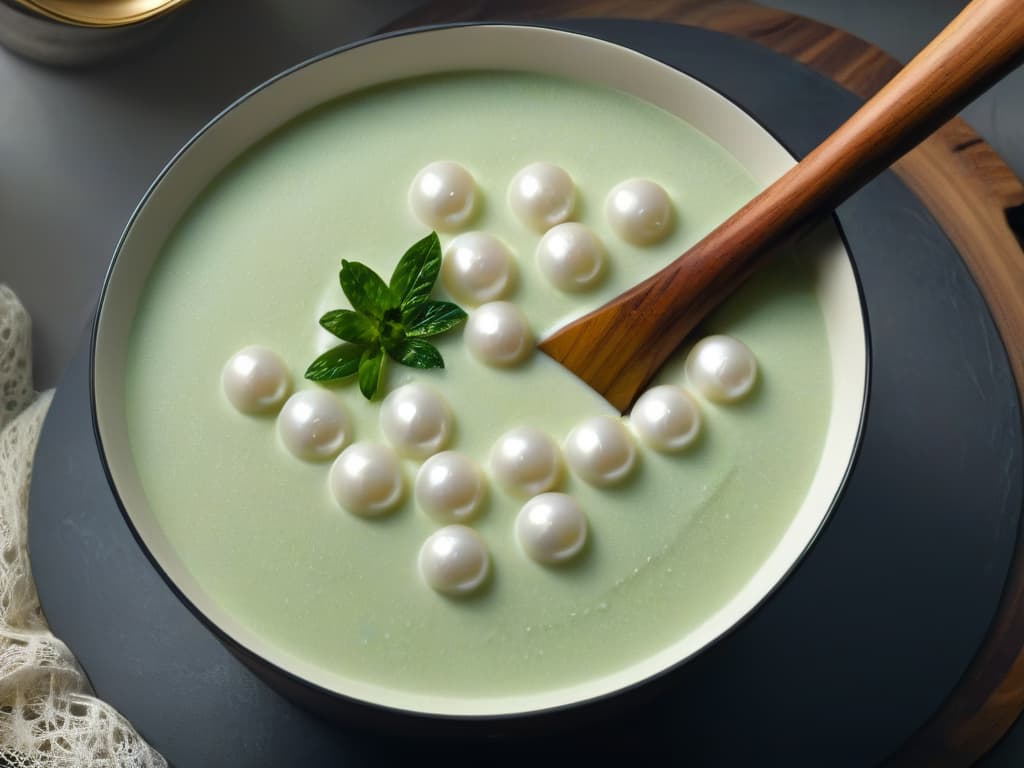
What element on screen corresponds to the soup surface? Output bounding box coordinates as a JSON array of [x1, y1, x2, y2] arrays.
[[124, 72, 832, 702]]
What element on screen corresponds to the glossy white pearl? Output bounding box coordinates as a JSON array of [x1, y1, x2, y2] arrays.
[[516, 493, 588, 565], [415, 451, 486, 523], [441, 232, 516, 305], [408, 161, 477, 230], [419, 525, 490, 596], [536, 223, 605, 292], [630, 385, 702, 451], [508, 161, 576, 232], [222, 345, 291, 414], [464, 301, 533, 367], [277, 389, 352, 461], [685, 335, 758, 403], [606, 179, 673, 245], [379, 383, 453, 460], [490, 426, 562, 497], [564, 415, 636, 486], [329, 442, 404, 517]]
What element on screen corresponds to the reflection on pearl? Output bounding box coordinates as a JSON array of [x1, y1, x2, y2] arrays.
[[419, 525, 490, 596], [222, 345, 291, 414], [490, 426, 562, 497], [564, 415, 636, 486], [408, 161, 477, 230], [415, 451, 486, 523], [630, 385, 702, 451], [277, 389, 352, 461], [508, 161, 576, 232], [464, 302, 533, 366], [329, 442, 404, 517], [536, 223, 605, 292], [685, 335, 758, 403], [606, 179, 673, 245], [516, 493, 588, 565], [442, 232, 516, 305], [379, 383, 453, 460]]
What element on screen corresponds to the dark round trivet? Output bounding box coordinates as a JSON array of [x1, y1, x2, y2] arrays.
[[29, 19, 1023, 768]]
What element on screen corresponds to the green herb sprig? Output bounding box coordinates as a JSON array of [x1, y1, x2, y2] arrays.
[[305, 232, 466, 400]]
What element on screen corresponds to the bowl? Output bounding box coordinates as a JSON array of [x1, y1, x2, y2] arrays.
[[91, 24, 867, 728]]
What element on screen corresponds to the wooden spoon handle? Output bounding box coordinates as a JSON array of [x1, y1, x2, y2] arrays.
[[541, 0, 1024, 411]]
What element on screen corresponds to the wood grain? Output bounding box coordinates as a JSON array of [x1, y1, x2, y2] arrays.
[[388, 2, 1024, 764]]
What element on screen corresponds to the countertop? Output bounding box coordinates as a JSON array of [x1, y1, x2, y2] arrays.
[[3, 0, 1022, 763]]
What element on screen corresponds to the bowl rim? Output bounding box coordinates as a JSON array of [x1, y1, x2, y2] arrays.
[[90, 21, 871, 721]]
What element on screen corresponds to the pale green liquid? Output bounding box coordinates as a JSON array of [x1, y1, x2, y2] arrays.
[[125, 73, 831, 698]]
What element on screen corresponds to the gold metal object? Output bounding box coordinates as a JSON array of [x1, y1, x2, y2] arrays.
[[12, 0, 188, 27]]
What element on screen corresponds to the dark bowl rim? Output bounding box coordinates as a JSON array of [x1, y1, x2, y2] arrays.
[[89, 20, 873, 725]]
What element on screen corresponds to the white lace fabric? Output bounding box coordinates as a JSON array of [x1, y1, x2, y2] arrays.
[[0, 285, 166, 767]]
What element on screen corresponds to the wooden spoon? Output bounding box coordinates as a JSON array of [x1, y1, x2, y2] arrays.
[[539, 0, 1024, 413]]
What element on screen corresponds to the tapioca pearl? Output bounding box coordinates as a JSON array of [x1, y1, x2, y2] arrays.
[[685, 335, 758, 403], [442, 232, 516, 305], [415, 451, 486, 523], [516, 493, 588, 565], [408, 161, 477, 230], [329, 442, 404, 517], [464, 301, 533, 367], [222, 345, 291, 414], [419, 525, 490, 596], [536, 223, 605, 292], [564, 415, 636, 486], [490, 426, 562, 497], [606, 179, 673, 245], [277, 389, 352, 461], [508, 161, 576, 232], [629, 385, 702, 451], [379, 382, 453, 460]]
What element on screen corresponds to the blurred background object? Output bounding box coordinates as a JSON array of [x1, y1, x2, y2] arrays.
[[0, 0, 187, 66], [13, 0, 187, 26]]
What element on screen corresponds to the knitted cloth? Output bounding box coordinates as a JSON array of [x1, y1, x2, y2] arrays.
[[0, 285, 166, 767]]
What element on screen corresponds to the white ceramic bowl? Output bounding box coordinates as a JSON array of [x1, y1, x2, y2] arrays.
[[92, 25, 867, 721]]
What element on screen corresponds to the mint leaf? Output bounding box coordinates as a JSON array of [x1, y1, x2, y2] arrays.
[[389, 232, 441, 316], [308, 234, 466, 399], [406, 300, 467, 337], [390, 338, 444, 369], [320, 309, 379, 345], [305, 343, 363, 382], [358, 347, 385, 400], [340, 260, 397, 319]]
